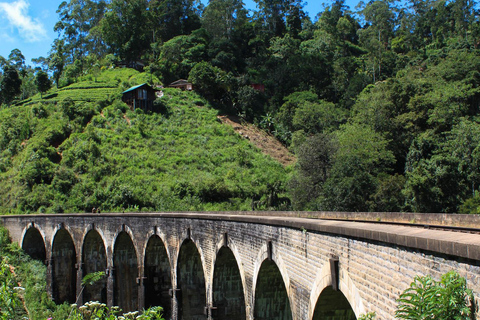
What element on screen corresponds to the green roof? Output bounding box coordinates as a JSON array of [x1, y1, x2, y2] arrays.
[[122, 83, 149, 94]]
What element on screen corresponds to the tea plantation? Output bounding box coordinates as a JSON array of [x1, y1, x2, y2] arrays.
[[0, 69, 291, 214]]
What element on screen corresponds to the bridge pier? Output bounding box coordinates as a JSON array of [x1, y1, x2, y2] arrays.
[[2, 212, 480, 320], [137, 276, 145, 312], [76, 262, 83, 305], [46, 258, 53, 301], [107, 267, 114, 309]]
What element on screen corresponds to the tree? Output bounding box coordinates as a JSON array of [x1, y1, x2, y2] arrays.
[[49, 40, 66, 88], [202, 0, 248, 41], [357, 0, 398, 81], [188, 61, 228, 102], [156, 30, 208, 84], [322, 123, 395, 211], [35, 71, 52, 98], [253, 0, 305, 37], [403, 131, 464, 213], [289, 133, 338, 210], [277, 90, 319, 133], [292, 100, 345, 134], [403, 117, 480, 213], [54, 0, 108, 63], [0, 66, 22, 106], [233, 85, 266, 121], [99, 0, 151, 64], [8, 49, 25, 71], [150, 0, 202, 43]]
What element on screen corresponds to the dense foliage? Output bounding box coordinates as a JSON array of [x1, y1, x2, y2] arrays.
[[0, 225, 60, 319], [2, 0, 480, 212], [396, 271, 473, 319], [358, 271, 474, 320], [0, 225, 165, 319]]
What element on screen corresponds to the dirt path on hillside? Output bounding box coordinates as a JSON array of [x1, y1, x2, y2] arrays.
[[217, 115, 296, 167]]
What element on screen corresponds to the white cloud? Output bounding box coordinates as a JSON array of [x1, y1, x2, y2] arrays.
[[0, 0, 47, 42]]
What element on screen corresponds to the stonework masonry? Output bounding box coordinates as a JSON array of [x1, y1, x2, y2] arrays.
[[1, 212, 480, 320]]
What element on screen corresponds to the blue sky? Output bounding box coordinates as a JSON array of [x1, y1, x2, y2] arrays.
[[0, 0, 360, 66]]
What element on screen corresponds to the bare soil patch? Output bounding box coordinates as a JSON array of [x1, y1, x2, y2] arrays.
[[218, 115, 296, 167]]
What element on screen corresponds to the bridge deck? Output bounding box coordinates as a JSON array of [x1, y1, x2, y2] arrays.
[[3, 211, 479, 261], [151, 212, 480, 261]]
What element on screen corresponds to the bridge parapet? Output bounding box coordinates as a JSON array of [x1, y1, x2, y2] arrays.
[[1, 212, 480, 320]]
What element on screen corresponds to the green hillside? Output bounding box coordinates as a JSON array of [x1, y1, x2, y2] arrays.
[[0, 69, 290, 214]]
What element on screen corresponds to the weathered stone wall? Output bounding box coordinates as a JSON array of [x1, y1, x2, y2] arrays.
[[1, 213, 480, 320]]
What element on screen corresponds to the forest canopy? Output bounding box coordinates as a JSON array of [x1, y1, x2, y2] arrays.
[[1, 0, 480, 213]]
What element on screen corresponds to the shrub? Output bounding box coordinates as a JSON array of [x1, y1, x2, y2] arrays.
[[395, 271, 473, 320], [359, 312, 376, 320]]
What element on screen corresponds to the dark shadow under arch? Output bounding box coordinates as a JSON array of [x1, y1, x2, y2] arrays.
[[144, 235, 171, 318], [177, 239, 206, 320], [82, 229, 107, 303], [52, 228, 76, 304], [312, 286, 356, 320], [22, 227, 46, 263], [114, 231, 138, 312], [212, 246, 246, 320], [254, 259, 292, 320]]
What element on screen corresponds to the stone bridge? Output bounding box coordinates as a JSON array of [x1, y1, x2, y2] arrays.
[[1, 211, 480, 320]]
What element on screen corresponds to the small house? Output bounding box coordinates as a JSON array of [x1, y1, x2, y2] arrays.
[[168, 79, 193, 91], [122, 83, 157, 111]]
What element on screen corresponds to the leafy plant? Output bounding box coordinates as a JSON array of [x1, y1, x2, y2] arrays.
[[359, 312, 376, 320], [0, 258, 20, 320], [74, 271, 106, 305], [66, 302, 164, 320], [395, 271, 473, 320]]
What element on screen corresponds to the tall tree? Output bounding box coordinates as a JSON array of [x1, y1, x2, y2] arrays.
[[322, 123, 395, 211], [54, 0, 107, 62], [35, 71, 52, 98], [0, 65, 22, 105], [49, 39, 66, 88], [150, 0, 202, 43], [357, 0, 398, 81], [289, 133, 338, 210], [8, 49, 26, 71], [99, 0, 151, 63], [253, 0, 305, 37], [202, 0, 248, 40]]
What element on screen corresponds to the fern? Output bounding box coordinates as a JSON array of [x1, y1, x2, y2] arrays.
[[396, 271, 473, 320]]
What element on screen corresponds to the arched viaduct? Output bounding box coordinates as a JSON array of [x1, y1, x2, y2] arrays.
[[2, 211, 480, 320]]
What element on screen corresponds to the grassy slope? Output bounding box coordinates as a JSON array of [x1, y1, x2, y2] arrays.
[[0, 69, 291, 214]]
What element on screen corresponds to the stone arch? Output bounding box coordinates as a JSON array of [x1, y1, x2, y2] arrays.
[[251, 241, 292, 299], [141, 226, 171, 272], [176, 238, 207, 320], [312, 287, 356, 320], [144, 234, 172, 318], [111, 224, 136, 249], [21, 226, 46, 263], [308, 261, 365, 319], [51, 228, 77, 304], [82, 229, 108, 303], [80, 224, 109, 257], [211, 234, 248, 314], [113, 231, 139, 312], [212, 246, 247, 320], [252, 242, 293, 320]]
